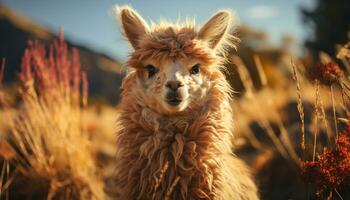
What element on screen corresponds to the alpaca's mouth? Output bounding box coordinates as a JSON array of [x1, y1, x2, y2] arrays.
[[166, 98, 182, 106], [165, 91, 184, 107]]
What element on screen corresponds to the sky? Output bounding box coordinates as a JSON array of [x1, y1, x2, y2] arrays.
[[2, 0, 315, 61]]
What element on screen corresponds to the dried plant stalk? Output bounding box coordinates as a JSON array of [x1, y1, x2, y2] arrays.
[[234, 56, 291, 158], [232, 56, 254, 96], [275, 117, 300, 163], [334, 189, 344, 200], [253, 55, 267, 87], [244, 129, 263, 150], [330, 84, 338, 138], [0, 160, 7, 195], [339, 78, 350, 115], [0, 152, 14, 200], [3, 33, 105, 200], [312, 117, 318, 162], [317, 89, 330, 140], [258, 118, 289, 159], [291, 60, 306, 151], [313, 80, 320, 162]]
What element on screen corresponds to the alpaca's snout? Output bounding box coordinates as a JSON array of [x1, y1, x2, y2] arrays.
[[165, 80, 185, 106], [165, 90, 183, 106], [166, 80, 183, 91]]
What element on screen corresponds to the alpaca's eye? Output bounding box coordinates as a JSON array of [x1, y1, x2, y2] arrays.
[[190, 64, 201, 75], [146, 65, 157, 78]]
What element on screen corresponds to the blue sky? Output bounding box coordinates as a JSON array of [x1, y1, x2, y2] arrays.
[[2, 0, 315, 61]]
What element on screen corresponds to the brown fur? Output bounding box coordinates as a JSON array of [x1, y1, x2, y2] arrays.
[[114, 5, 259, 200]]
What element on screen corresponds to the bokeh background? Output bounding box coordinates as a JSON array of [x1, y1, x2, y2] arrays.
[[1, 0, 315, 59], [1, 0, 350, 199]]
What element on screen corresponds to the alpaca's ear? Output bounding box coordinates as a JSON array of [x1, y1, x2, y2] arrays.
[[198, 10, 232, 49], [115, 5, 149, 49]]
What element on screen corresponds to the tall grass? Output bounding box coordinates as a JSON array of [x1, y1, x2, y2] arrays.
[[232, 37, 350, 199], [0, 27, 349, 200], [0, 33, 105, 200], [291, 59, 306, 152], [298, 42, 350, 199]]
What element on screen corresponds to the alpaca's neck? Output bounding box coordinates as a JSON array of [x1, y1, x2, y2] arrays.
[[119, 84, 233, 153], [116, 76, 234, 199]]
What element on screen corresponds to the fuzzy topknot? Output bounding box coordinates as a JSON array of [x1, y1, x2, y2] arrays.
[[115, 5, 238, 67], [127, 24, 219, 69]]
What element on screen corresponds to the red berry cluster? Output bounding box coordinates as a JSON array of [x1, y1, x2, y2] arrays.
[[302, 124, 350, 197], [309, 61, 344, 85]]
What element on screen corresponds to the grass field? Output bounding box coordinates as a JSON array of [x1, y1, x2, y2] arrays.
[[1, 32, 350, 200]]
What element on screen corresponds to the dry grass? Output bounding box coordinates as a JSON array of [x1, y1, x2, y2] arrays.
[[232, 55, 298, 162], [291, 59, 306, 152], [0, 28, 350, 199], [231, 36, 350, 199], [0, 33, 107, 200]]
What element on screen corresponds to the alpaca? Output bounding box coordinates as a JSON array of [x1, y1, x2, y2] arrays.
[[114, 5, 259, 200]]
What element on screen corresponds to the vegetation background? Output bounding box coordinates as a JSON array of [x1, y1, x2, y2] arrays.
[[0, 0, 350, 199]]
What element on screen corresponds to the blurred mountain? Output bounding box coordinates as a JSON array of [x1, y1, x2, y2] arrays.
[[0, 3, 298, 103], [0, 4, 124, 104]]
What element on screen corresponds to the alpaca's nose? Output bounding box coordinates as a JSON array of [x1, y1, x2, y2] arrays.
[[166, 81, 183, 91]]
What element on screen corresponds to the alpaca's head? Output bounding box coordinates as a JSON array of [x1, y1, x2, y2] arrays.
[[116, 6, 236, 115]]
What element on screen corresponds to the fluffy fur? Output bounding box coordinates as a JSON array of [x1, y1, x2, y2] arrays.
[[114, 5, 259, 200]]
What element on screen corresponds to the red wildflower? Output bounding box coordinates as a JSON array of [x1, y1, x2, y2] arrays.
[[19, 32, 87, 106], [309, 61, 343, 85], [302, 124, 350, 197]]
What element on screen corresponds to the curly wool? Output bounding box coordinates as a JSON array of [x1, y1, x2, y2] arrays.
[[116, 76, 258, 199], [115, 15, 258, 200]]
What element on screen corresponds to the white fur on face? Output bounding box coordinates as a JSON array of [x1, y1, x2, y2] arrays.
[[136, 59, 211, 114]]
